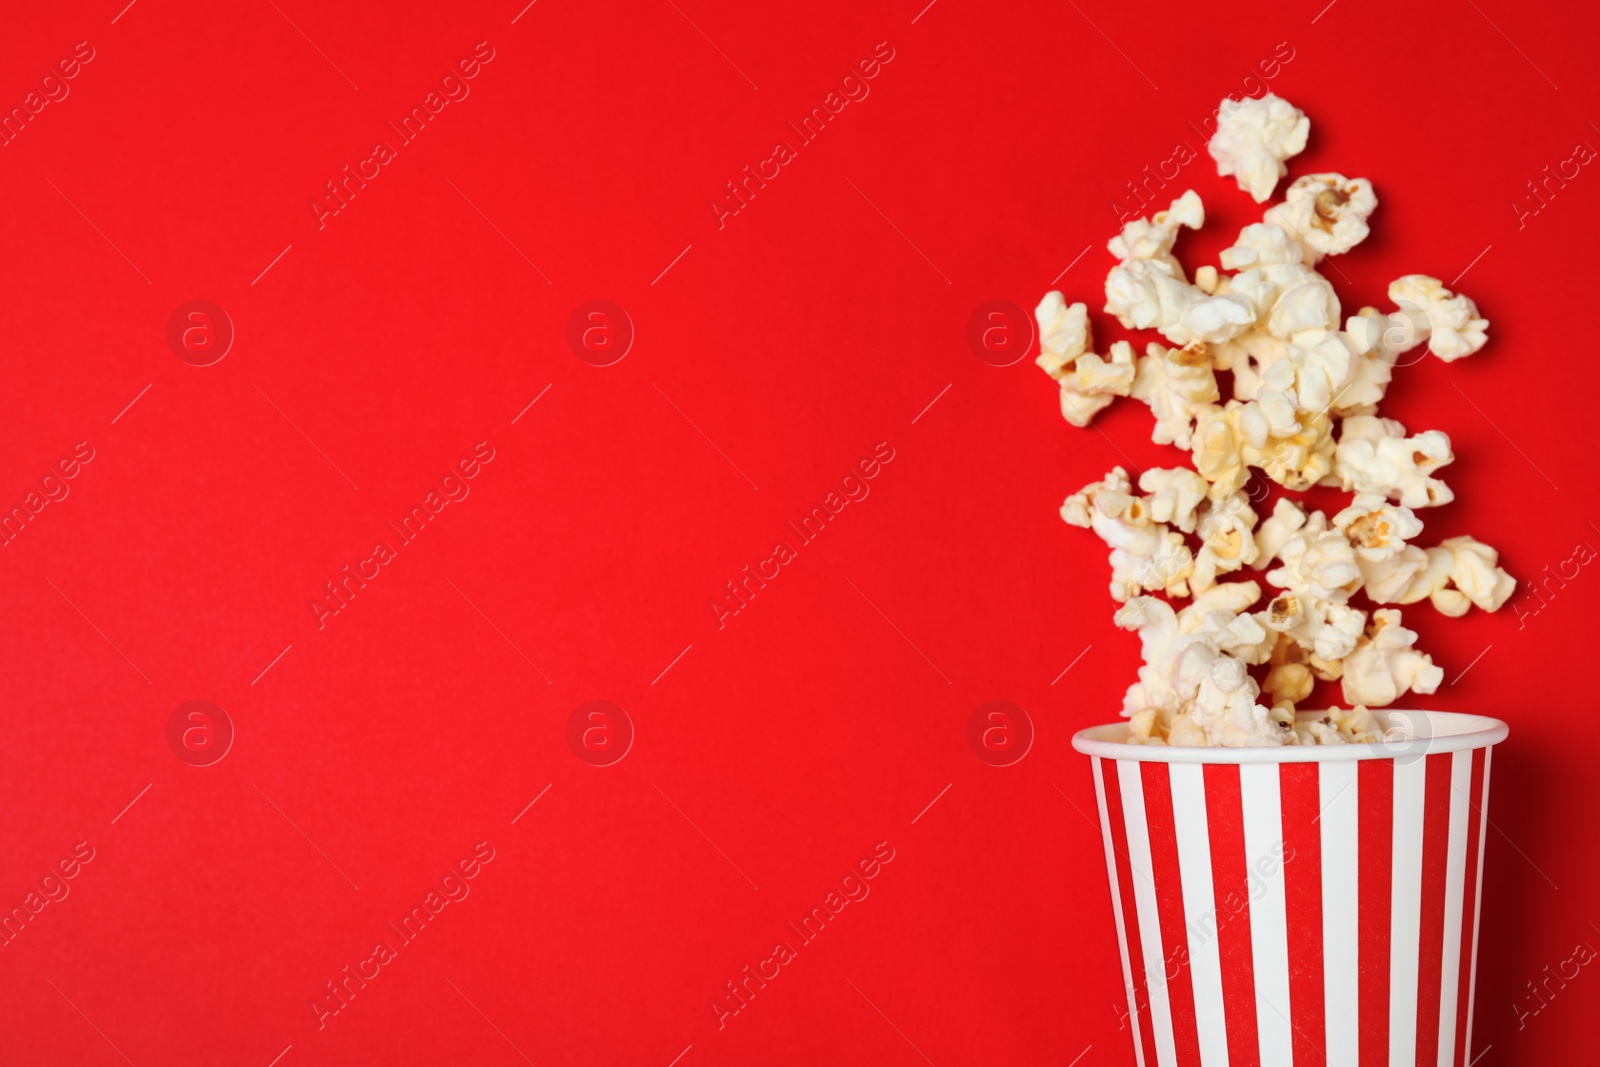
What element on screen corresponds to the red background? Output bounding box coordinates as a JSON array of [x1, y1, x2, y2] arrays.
[[1, 0, 1595, 1063]]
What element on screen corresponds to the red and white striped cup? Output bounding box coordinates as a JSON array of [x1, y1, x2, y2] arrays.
[[1072, 710, 1507, 1067]]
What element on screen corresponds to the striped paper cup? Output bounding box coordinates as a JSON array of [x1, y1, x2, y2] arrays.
[[1072, 709, 1507, 1067]]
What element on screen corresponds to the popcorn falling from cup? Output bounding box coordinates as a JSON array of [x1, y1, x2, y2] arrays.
[[1039, 93, 1514, 747]]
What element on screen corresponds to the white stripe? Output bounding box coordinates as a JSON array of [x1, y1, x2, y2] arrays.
[[1319, 761, 1360, 1067], [1240, 764, 1293, 1064], [1094, 757, 1147, 1067], [1435, 750, 1472, 1066], [1389, 758, 1428, 1064], [1120, 761, 1179, 1067], [1463, 748, 1492, 1062], [1170, 763, 1229, 1067]]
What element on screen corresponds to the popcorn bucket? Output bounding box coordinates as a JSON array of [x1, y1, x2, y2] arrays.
[[1072, 710, 1507, 1067]]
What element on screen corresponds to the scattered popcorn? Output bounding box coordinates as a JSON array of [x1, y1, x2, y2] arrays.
[[1191, 492, 1260, 593], [1333, 494, 1424, 562], [1207, 93, 1310, 203], [1389, 275, 1490, 362], [1034, 291, 1090, 379], [1333, 420, 1455, 508], [1438, 535, 1517, 612], [1340, 609, 1444, 707], [1268, 174, 1378, 259], [1131, 344, 1220, 448], [1109, 189, 1204, 269], [1138, 468, 1209, 533], [1037, 93, 1516, 746], [1061, 468, 1194, 601]]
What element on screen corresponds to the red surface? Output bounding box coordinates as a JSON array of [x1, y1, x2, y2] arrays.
[[1, 0, 1597, 1063]]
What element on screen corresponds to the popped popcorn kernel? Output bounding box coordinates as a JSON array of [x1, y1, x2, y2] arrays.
[[1389, 274, 1490, 362], [1270, 173, 1378, 259], [1207, 93, 1310, 203]]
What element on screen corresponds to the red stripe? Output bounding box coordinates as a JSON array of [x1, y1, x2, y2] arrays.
[[1359, 759, 1394, 1067], [1203, 763, 1260, 1067], [1415, 752, 1454, 1066], [1141, 764, 1201, 1063], [1279, 763, 1327, 1065], [1453, 748, 1487, 1066], [1102, 759, 1159, 1067]]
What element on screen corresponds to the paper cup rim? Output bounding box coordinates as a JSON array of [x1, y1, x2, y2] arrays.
[[1071, 708, 1508, 764]]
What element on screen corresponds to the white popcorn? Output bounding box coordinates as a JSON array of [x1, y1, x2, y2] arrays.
[[1193, 401, 1269, 496], [1256, 410, 1336, 491], [1034, 291, 1090, 378], [1057, 341, 1137, 427], [1220, 223, 1307, 270], [1333, 494, 1424, 562], [1131, 344, 1220, 448], [1105, 259, 1205, 344], [1211, 328, 1292, 400], [1438, 535, 1517, 612], [1294, 704, 1382, 744], [1254, 498, 1308, 564], [1207, 93, 1310, 203], [1063, 468, 1193, 601], [1269, 174, 1378, 259], [1266, 273, 1342, 339], [1268, 513, 1362, 602], [1191, 492, 1260, 593], [1333, 420, 1455, 508], [1359, 544, 1451, 607], [1138, 467, 1209, 533], [1262, 332, 1358, 416], [1346, 306, 1431, 362], [1389, 275, 1489, 362], [1039, 94, 1516, 746], [1172, 656, 1290, 746], [1034, 294, 1136, 427], [1340, 609, 1444, 706], [1109, 190, 1204, 270], [1181, 293, 1257, 345]]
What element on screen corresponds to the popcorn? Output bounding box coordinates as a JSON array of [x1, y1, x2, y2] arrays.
[[1333, 419, 1455, 508], [1340, 609, 1444, 706], [1266, 272, 1342, 339], [1254, 498, 1308, 564], [1034, 291, 1090, 378], [1063, 468, 1194, 601], [1109, 190, 1204, 270], [1333, 494, 1424, 562], [1191, 492, 1260, 593], [1221, 223, 1306, 270], [1268, 174, 1378, 259], [1105, 259, 1205, 344], [1255, 410, 1336, 491], [1193, 401, 1269, 496], [1036, 93, 1516, 746], [1131, 344, 1220, 448], [1035, 293, 1137, 426], [1389, 275, 1490, 362], [1207, 93, 1310, 203], [1295, 704, 1382, 744], [1058, 341, 1137, 426], [1138, 468, 1209, 533], [1438, 535, 1517, 612]]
